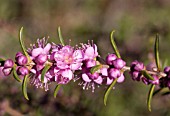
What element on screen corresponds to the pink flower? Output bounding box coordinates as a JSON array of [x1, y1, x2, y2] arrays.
[[81, 42, 98, 60], [53, 45, 83, 71]]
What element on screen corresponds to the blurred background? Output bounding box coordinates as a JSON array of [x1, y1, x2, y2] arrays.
[[0, 0, 170, 115]]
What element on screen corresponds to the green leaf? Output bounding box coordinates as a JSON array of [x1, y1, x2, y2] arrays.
[[22, 75, 29, 100], [147, 84, 155, 112], [19, 27, 31, 62], [141, 70, 154, 80], [54, 85, 61, 98], [41, 64, 51, 82], [13, 65, 22, 82], [90, 65, 102, 74], [110, 30, 121, 58], [104, 78, 118, 106], [154, 34, 161, 70], [58, 27, 65, 46]]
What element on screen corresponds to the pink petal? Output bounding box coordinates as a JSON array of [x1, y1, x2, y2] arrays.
[[84, 47, 94, 60], [82, 73, 91, 82], [62, 45, 73, 54], [117, 74, 125, 83], [94, 44, 98, 57], [30, 69, 36, 74], [70, 63, 82, 70], [106, 77, 113, 85], [32, 48, 43, 57], [73, 50, 83, 61], [94, 76, 103, 84], [57, 61, 68, 69], [43, 43, 51, 54], [100, 68, 108, 76], [61, 69, 73, 80], [36, 64, 44, 71], [0, 67, 5, 78], [54, 52, 63, 61], [86, 60, 96, 68]]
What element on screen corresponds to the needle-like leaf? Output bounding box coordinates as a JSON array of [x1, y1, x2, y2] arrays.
[[154, 34, 161, 70], [54, 85, 61, 98], [41, 64, 51, 82], [104, 78, 118, 105], [110, 30, 121, 58], [58, 27, 65, 46], [22, 75, 29, 100], [19, 27, 31, 62], [13, 64, 22, 82], [147, 84, 155, 112]]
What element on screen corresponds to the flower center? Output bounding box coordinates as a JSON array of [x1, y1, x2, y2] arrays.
[[64, 55, 73, 64]]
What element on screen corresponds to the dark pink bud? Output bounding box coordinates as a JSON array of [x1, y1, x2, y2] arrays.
[[16, 55, 28, 66], [106, 54, 117, 65], [108, 68, 121, 79], [130, 71, 141, 81], [2, 68, 12, 76], [130, 60, 144, 71], [17, 66, 29, 76], [15, 52, 23, 59], [4, 59, 14, 68], [35, 54, 48, 64], [112, 58, 126, 69], [164, 66, 170, 74]]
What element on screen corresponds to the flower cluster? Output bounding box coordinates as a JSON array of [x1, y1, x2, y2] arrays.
[[130, 60, 159, 85], [106, 54, 126, 84], [0, 28, 170, 111]]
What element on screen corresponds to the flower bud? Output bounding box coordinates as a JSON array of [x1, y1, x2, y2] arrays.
[[131, 60, 144, 71], [4, 59, 14, 68], [164, 66, 170, 74], [17, 66, 29, 76], [2, 68, 12, 76], [130, 71, 142, 81], [16, 55, 28, 66], [112, 58, 126, 69], [108, 68, 121, 79], [106, 54, 117, 65], [117, 73, 125, 83], [15, 52, 23, 59]]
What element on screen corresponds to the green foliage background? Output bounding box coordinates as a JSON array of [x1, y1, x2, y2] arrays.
[[0, 0, 170, 115]]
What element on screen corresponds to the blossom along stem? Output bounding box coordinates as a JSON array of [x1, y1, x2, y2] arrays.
[[0, 27, 170, 112], [123, 66, 167, 78]]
